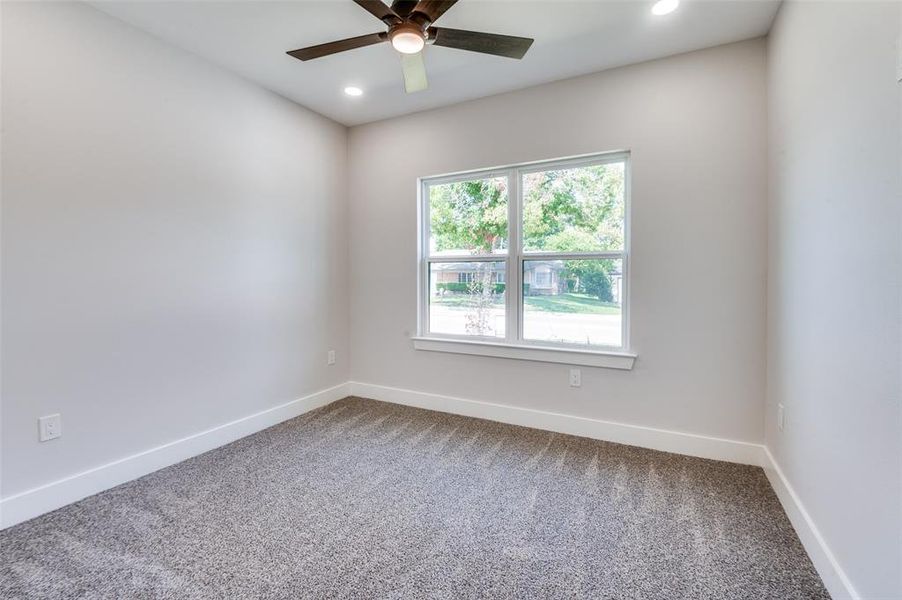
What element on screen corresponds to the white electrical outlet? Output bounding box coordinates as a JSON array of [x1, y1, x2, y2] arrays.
[[327, 350, 336, 365], [777, 404, 785, 432], [569, 368, 581, 387], [39, 414, 62, 442]]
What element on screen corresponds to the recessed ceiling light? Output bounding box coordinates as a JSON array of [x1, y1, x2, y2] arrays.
[[651, 0, 679, 16], [344, 86, 363, 97]]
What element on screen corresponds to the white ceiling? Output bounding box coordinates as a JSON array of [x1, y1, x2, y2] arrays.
[[91, 0, 780, 126]]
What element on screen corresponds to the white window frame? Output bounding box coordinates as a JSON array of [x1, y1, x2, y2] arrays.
[[415, 151, 636, 370]]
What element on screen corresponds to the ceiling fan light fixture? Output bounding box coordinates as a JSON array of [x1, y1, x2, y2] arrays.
[[390, 27, 426, 54], [651, 0, 679, 16], [286, 0, 535, 96]]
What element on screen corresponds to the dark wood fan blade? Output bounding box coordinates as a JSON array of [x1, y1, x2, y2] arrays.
[[412, 0, 458, 23], [391, 0, 419, 18], [287, 32, 387, 61], [353, 0, 399, 23], [428, 27, 533, 59]]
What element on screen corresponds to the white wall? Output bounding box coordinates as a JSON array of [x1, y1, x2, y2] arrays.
[[348, 39, 768, 444], [0, 2, 349, 498], [766, 2, 902, 598]]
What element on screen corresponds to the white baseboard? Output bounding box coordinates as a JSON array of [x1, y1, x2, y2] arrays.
[[348, 381, 766, 466], [0, 382, 351, 530], [761, 447, 859, 600]]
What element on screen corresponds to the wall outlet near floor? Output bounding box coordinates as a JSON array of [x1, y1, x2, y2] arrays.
[[39, 414, 62, 442], [777, 403, 785, 432], [569, 368, 581, 387], [327, 350, 336, 365]]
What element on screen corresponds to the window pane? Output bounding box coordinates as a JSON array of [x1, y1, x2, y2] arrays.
[[429, 262, 506, 338], [429, 177, 508, 256], [523, 259, 623, 347], [522, 161, 625, 253]]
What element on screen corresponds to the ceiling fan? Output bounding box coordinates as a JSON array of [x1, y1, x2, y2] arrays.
[[286, 0, 534, 94]]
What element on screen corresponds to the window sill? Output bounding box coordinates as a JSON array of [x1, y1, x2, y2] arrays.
[[412, 337, 636, 370]]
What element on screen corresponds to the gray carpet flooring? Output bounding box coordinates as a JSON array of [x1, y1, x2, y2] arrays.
[[1, 397, 829, 599]]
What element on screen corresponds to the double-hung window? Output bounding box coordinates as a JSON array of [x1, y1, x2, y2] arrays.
[[417, 152, 633, 367]]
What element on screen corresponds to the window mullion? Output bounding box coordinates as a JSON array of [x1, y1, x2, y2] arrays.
[[505, 169, 520, 344], [520, 251, 625, 261], [426, 255, 504, 263]]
